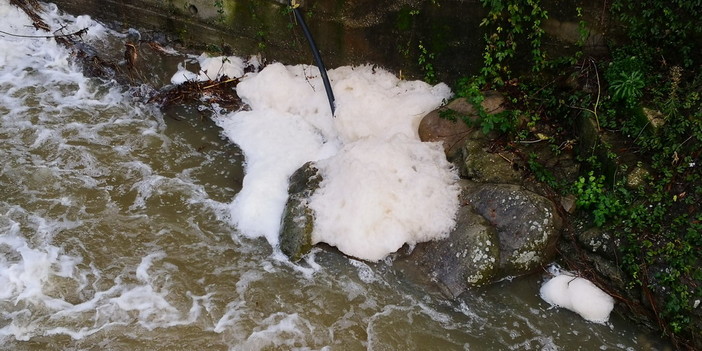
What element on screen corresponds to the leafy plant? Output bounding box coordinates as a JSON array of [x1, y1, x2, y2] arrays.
[[418, 41, 436, 84], [478, 0, 548, 86], [454, 76, 517, 133], [454, 0, 702, 345], [527, 153, 558, 188], [611, 0, 702, 67], [609, 70, 645, 107], [214, 0, 224, 18], [573, 171, 623, 226]]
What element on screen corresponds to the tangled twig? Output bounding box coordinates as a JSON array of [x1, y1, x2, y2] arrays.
[[0, 27, 88, 39]]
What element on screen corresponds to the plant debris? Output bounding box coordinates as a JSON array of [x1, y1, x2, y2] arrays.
[[149, 76, 242, 110]]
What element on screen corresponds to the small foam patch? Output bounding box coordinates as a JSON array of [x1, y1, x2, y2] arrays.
[[540, 274, 615, 324]]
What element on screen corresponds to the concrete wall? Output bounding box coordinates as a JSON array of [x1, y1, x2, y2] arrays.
[[52, 0, 298, 61], [50, 0, 489, 81], [50, 0, 599, 82]]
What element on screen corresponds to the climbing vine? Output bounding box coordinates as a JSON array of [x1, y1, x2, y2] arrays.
[[479, 0, 548, 86]]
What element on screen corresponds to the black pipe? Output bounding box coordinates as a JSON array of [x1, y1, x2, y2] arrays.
[[289, 1, 336, 116]]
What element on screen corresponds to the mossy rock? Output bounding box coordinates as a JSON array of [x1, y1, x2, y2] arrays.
[[279, 162, 322, 261], [463, 182, 563, 277], [407, 180, 562, 297], [410, 205, 500, 297], [461, 131, 522, 184]]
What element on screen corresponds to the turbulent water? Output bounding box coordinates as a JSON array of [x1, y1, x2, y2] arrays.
[[0, 1, 670, 350]]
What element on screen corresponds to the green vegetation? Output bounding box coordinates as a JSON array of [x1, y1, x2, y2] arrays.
[[417, 41, 437, 84], [572, 171, 623, 227], [478, 0, 548, 85], [452, 0, 702, 347], [453, 76, 518, 134], [214, 0, 224, 18], [452, 0, 551, 135], [247, 1, 268, 50]]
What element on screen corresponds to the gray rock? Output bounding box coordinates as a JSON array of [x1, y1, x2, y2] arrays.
[[462, 132, 522, 183], [279, 162, 321, 261], [626, 166, 649, 189], [463, 182, 562, 276], [589, 254, 626, 289], [279, 160, 563, 298], [408, 180, 563, 296], [411, 205, 500, 297], [577, 227, 617, 259]]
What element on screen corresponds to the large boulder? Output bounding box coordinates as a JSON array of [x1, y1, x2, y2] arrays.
[[464, 182, 562, 276], [280, 171, 563, 297], [409, 204, 500, 297], [407, 180, 563, 296], [282, 98, 564, 297], [418, 93, 524, 184], [417, 99, 473, 159]]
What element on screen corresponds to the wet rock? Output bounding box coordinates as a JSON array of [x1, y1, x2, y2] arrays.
[[418, 92, 506, 160], [464, 182, 563, 276], [418, 106, 472, 160], [560, 194, 577, 214], [480, 91, 508, 115], [626, 166, 649, 189], [577, 227, 617, 259], [462, 131, 521, 184], [410, 205, 500, 297], [279, 162, 321, 261], [588, 254, 626, 290], [408, 180, 563, 296]]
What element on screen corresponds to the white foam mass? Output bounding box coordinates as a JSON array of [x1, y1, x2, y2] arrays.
[[540, 271, 615, 324], [170, 54, 246, 84], [204, 62, 458, 261], [310, 136, 459, 261]]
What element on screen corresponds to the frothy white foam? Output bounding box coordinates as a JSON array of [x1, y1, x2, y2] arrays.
[[201, 61, 457, 261], [0, 224, 78, 307], [0, 213, 84, 340], [215, 106, 335, 243], [310, 135, 459, 261], [540, 267, 615, 324], [171, 54, 247, 84]]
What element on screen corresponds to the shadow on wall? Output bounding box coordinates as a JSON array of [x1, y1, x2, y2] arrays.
[[51, 0, 605, 87], [50, 0, 487, 82]]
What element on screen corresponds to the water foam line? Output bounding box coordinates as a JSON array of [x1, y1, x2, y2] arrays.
[[289, 0, 336, 116]]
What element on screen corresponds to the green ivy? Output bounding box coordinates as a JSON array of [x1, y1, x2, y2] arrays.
[[611, 0, 702, 67], [448, 0, 702, 342], [478, 0, 548, 86], [417, 41, 437, 84], [454, 76, 517, 134], [573, 171, 624, 227]]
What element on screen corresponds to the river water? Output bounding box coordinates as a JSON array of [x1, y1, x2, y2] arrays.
[[0, 1, 670, 350]]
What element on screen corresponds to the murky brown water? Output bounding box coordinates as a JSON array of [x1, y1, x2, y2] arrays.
[[0, 1, 672, 350]]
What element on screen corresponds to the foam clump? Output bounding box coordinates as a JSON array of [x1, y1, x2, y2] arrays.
[[205, 61, 458, 261], [310, 135, 459, 261], [170, 54, 246, 84], [540, 269, 615, 324]]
